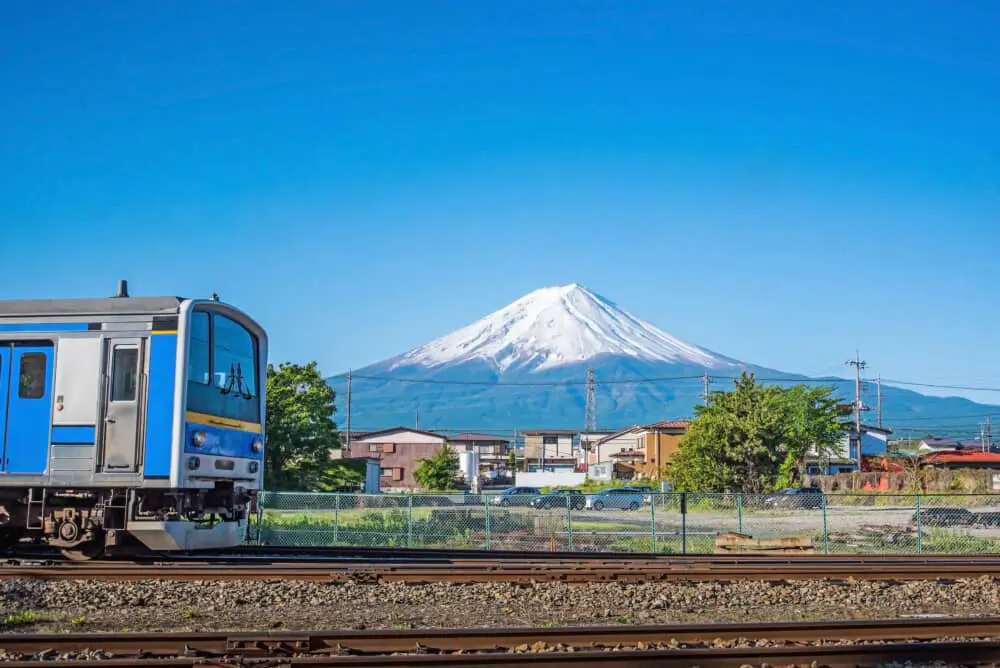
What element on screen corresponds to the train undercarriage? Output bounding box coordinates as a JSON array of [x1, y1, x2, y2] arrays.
[[0, 484, 255, 560]]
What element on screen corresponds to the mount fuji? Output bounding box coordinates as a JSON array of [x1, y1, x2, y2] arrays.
[[329, 284, 998, 434]]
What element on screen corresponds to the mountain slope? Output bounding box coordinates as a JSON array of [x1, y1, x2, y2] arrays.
[[329, 284, 999, 434]]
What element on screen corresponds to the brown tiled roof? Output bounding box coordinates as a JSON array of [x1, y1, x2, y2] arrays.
[[644, 420, 691, 430]]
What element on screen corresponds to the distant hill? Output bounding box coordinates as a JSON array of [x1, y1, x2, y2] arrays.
[[328, 284, 998, 436]]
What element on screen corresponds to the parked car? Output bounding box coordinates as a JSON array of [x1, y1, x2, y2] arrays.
[[491, 487, 542, 507], [619, 485, 655, 504], [585, 488, 645, 511], [915, 507, 974, 527], [530, 489, 586, 510], [763, 487, 825, 509]]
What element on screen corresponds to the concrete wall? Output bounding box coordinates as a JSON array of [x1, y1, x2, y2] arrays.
[[516, 470, 587, 488]]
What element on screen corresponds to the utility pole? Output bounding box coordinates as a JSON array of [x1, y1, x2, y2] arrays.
[[702, 370, 712, 405], [876, 374, 882, 429], [584, 367, 597, 433], [988, 416, 993, 452], [846, 352, 868, 470], [415, 412, 419, 430], [345, 369, 352, 452]]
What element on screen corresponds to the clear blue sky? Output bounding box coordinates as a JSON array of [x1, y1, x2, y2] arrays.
[[1, 1, 997, 401]]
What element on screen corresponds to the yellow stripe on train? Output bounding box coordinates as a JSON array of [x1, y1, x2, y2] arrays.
[[185, 410, 263, 434]]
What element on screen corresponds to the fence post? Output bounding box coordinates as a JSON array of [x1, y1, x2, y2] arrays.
[[681, 492, 687, 555], [485, 494, 491, 551], [915, 495, 923, 554], [650, 493, 657, 554], [407, 495, 414, 548], [737, 494, 743, 534], [821, 493, 829, 554], [566, 497, 574, 552], [333, 493, 340, 545]]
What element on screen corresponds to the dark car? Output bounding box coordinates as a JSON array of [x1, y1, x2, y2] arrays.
[[530, 489, 586, 510], [763, 487, 825, 509], [916, 507, 974, 527]]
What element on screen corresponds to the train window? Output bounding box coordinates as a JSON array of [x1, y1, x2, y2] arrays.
[[213, 314, 257, 399], [188, 311, 211, 385], [110, 347, 139, 402], [18, 353, 46, 399], [186, 309, 260, 423]]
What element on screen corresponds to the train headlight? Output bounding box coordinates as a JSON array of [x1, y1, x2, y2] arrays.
[[248, 461, 259, 474], [187, 456, 201, 470], [191, 430, 207, 448], [251, 438, 263, 453]]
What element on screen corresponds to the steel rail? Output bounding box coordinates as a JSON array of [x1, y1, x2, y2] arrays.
[[3, 618, 1000, 666], [7, 559, 1000, 582]]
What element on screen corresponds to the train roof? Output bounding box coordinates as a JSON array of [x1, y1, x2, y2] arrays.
[[0, 296, 185, 318]]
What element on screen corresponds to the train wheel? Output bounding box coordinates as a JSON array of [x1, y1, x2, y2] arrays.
[[60, 534, 106, 561]]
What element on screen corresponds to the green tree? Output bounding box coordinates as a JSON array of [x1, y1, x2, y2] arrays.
[[413, 445, 460, 491], [667, 372, 847, 493], [264, 361, 342, 491], [774, 384, 850, 487]]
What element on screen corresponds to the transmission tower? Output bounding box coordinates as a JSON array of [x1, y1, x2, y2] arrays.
[[584, 367, 597, 432]]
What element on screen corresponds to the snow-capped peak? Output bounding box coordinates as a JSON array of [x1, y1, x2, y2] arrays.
[[392, 283, 734, 373]]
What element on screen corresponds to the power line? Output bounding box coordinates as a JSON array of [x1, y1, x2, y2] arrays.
[[334, 371, 1000, 392]]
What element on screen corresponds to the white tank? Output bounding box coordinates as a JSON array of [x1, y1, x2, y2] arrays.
[[458, 450, 479, 483]]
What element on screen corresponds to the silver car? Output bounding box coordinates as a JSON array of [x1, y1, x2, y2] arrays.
[[585, 488, 645, 511]]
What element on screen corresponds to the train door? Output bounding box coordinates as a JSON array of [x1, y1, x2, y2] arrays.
[[0, 343, 54, 474], [99, 338, 144, 472]]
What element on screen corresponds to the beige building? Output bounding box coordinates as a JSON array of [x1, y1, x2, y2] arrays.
[[522, 429, 577, 471]]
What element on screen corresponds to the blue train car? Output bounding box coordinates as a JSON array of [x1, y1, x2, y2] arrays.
[[0, 281, 267, 559]]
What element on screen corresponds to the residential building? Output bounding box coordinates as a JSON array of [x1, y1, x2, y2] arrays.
[[579, 430, 614, 465], [591, 426, 644, 465], [920, 450, 1000, 469], [641, 420, 691, 472], [591, 420, 690, 466], [522, 429, 577, 472], [917, 437, 984, 453], [346, 427, 448, 490], [805, 424, 893, 475], [446, 432, 511, 473]]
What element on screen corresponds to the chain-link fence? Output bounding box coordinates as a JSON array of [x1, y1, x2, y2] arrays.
[[250, 491, 1000, 554]]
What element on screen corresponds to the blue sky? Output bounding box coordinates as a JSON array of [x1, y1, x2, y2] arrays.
[[1, 1, 998, 402]]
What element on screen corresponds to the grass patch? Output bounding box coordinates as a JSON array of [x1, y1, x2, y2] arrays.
[[2, 610, 46, 627]]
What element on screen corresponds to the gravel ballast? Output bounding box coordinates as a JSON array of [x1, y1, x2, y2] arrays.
[[3, 577, 1000, 633]]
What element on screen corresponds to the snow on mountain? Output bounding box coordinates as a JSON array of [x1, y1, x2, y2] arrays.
[[330, 284, 1000, 432], [392, 283, 738, 373]]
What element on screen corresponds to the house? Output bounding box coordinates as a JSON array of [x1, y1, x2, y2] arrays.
[[641, 420, 691, 472], [522, 429, 577, 472], [591, 420, 690, 469], [346, 427, 448, 490], [591, 426, 645, 465], [579, 430, 614, 464], [805, 424, 893, 475], [920, 450, 1000, 469], [917, 437, 984, 453], [446, 432, 511, 473]]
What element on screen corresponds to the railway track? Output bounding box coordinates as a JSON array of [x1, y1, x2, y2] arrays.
[[7, 555, 1000, 583], [4, 617, 1000, 666]]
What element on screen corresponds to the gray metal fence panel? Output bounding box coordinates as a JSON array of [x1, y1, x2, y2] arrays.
[[250, 491, 1000, 554]]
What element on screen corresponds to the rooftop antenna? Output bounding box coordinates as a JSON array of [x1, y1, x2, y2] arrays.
[[210, 292, 219, 301], [114, 280, 129, 298]]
